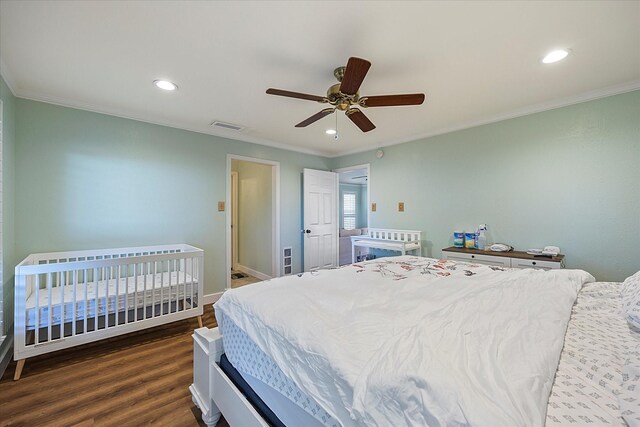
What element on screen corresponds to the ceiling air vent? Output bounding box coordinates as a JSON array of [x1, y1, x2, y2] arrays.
[[211, 121, 245, 132]]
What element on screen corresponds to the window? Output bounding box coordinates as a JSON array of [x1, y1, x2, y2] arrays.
[[343, 192, 356, 230]]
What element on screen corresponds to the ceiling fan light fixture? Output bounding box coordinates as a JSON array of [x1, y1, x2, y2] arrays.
[[154, 80, 178, 91], [325, 129, 337, 135], [541, 49, 570, 64]]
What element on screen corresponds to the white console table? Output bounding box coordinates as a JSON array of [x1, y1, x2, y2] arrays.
[[351, 229, 422, 263]]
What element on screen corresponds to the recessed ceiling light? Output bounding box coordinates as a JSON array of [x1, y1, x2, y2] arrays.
[[542, 49, 570, 64], [154, 80, 178, 91], [325, 129, 337, 135]]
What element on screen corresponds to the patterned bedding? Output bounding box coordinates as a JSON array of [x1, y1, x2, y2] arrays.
[[546, 281, 640, 426]]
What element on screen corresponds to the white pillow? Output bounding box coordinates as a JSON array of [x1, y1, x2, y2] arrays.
[[622, 270, 640, 329]]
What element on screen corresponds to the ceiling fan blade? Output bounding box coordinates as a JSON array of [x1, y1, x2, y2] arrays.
[[295, 108, 335, 127], [266, 88, 327, 102], [339, 57, 371, 95], [346, 108, 376, 132], [360, 93, 425, 107]]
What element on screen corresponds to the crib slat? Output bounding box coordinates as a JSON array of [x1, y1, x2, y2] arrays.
[[182, 257, 187, 312], [72, 270, 77, 336], [47, 273, 52, 342], [35, 274, 40, 345], [168, 260, 173, 314], [143, 262, 147, 320], [171, 259, 176, 314], [152, 262, 156, 318], [169, 260, 173, 314], [83, 269, 88, 334], [160, 261, 168, 316], [176, 259, 180, 313], [189, 257, 194, 310], [59, 271, 64, 338], [132, 263, 137, 322], [115, 265, 120, 327], [93, 268, 100, 332], [194, 257, 198, 309], [104, 266, 109, 330], [174, 259, 178, 313], [124, 264, 129, 324], [159, 261, 164, 316]]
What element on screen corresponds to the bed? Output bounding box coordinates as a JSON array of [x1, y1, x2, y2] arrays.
[[15, 244, 204, 380], [191, 256, 640, 426]]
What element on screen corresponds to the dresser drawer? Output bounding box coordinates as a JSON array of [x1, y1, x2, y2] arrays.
[[510, 258, 562, 270], [442, 251, 511, 268]]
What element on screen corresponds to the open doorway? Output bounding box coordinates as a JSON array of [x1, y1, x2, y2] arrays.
[[334, 164, 370, 266], [227, 155, 280, 290]]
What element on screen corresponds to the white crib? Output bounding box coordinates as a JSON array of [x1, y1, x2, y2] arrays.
[[13, 244, 204, 380]]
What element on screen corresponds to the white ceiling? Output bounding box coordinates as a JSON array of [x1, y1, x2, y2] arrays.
[[339, 168, 368, 185], [1, 1, 638, 157]]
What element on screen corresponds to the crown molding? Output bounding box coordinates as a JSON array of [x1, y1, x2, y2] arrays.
[[12, 90, 332, 158], [9, 79, 639, 159], [0, 58, 18, 95], [331, 80, 640, 158]]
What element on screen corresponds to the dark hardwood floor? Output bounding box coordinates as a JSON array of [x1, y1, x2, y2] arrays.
[[0, 306, 229, 427]]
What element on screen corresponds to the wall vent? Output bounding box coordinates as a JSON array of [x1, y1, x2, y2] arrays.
[[211, 121, 245, 131], [282, 247, 292, 276]]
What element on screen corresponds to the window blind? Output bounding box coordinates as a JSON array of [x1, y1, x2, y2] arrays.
[[343, 192, 356, 230]]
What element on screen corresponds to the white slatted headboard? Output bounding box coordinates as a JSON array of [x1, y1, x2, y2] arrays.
[[367, 228, 422, 242]]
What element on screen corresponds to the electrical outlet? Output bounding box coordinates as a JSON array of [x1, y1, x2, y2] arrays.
[[371, 202, 377, 212], [218, 201, 225, 212], [398, 202, 405, 212]]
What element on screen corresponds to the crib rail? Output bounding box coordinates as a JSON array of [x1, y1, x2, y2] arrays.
[[14, 244, 204, 361]]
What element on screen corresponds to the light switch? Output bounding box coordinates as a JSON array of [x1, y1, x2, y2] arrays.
[[371, 202, 377, 212], [218, 201, 225, 212], [398, 202, 405, 212]]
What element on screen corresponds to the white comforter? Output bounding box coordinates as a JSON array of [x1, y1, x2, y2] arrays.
[[215, 256, 594, 426]]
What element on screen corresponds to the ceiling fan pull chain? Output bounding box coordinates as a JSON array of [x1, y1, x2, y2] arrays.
[[335, 110, 339, 140]]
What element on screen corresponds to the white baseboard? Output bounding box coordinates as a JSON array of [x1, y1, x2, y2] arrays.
[[236, 264, 271, 281], [202, 292, 224, 305]]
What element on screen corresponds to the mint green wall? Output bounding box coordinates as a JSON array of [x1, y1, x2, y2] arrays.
[[360, 185, 368, 229], [9, 89, 640, 295], [331, 91, 640, 282], [339, 183, 368, 229], [1, 76, 16, 332], [15, 99, 330, 295], [232, 160, 273, 277]]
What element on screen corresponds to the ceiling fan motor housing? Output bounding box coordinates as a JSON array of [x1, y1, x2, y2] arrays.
[[327, 83, 359, 110]]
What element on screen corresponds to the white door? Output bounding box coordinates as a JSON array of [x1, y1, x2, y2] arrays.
[[303, 168, 339, 271]]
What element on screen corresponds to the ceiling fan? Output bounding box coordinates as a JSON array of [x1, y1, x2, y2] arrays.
[[266, 57, 425, 133]]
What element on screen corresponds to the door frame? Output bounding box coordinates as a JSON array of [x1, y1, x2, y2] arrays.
[[230, 171, 239, 271], [333, 163, 371, 230], [226, 154, 281, 291]]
